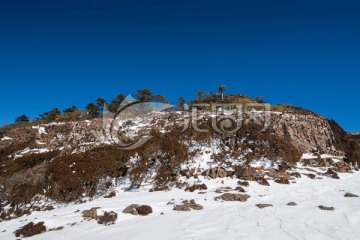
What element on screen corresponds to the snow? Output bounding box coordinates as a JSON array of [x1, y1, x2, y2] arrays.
[[302, 153, 316, 159], [1, 167, 360, 240], [0, 136, 12, 141], [32, 125, 47, 134]]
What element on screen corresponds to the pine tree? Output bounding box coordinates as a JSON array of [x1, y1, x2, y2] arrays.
[[108, 94, 126, 113], [63, 106, 78, 114], [39, 108, 61, 121], [135, 88, 154, 102], [176, 97, 186, 111], [15, 115, 29, 123], [86, 102, 100, 119], [217, 84, 227, 101], [96, 98, 107, 113]]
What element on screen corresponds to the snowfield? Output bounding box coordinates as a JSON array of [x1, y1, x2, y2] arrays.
[[1, 164, 360, 240]]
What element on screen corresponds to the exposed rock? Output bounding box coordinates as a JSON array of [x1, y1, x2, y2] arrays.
[[97, 211, 117, 225], [180, 169, 194, 179], [274, 178, 290, 184], [215, 186, 232, 193], [287, 202, 297, 206], [256, 177, 270, 186], [122, 204, 140, 215], [234, 166, 264, 180], [323, 169, 340, 179], [304, 174, 316, 179], [82, 207, 100, 219], [122, 204, 152, 216], [214, 193, 250, 202], [290, 172, 301, 178], [149, 186, 170, 192], [237, 181, 250, 187], [185, 183, 208, 192], [319, 205, 334, 211], [235, 186, 246, 192], [202, 167, 228, 179], [135, 205, 153, 216], [256, 204, 273, 209], [173, 204, 191, 211], [104, 191, 116, 198], [334, 162, 352, 173], [173, 199, 203, 211], [14, 222, 47, 238], [344, 192, 359, 198], [266, 169, 291, 180]]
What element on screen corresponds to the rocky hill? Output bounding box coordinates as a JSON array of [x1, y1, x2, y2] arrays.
[[0, 105, 359, 224]]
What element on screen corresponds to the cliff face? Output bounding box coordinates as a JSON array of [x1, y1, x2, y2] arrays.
[[0, 111, 339, 161], [268, 113, 337, 154]]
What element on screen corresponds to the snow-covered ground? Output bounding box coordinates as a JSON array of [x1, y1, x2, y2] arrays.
[[1, 165, 360, 240]]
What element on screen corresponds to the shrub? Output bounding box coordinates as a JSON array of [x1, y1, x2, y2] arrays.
[[97, 211, 118, 225], [14, 222, 47, 238], [135, 205, 153, 216]]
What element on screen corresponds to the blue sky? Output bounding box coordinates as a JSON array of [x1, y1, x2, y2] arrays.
[[0, 0, 359, 131]]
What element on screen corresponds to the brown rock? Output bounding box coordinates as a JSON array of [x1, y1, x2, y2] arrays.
[[214, 193, 250, 202], [256, 177, 270, 186], [97, 211, 118, 225], [173, 200, 203, 211], [256, 204, 273, 209], [287, 202, 297, 206], [266, 169, 291, 180], [135, 205, 153, 216], [185, 183, 208, 192], [174, 205, 190, 211], [235, 186, 246, 193], [122, 204, 140, 215], [323, 169, 340, 179], [304, 174, 316, 179], [82, 207, 100, 219], [234, 166, 264, 180], [290, 172, 301, 178], [274, 178, 290, 184], [202, 167, 228, 179], [344, 192, 359, 198], [319, 205, 334, 211], [237, 181, 250, 187]]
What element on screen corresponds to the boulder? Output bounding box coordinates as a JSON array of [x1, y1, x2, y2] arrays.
[[237, 181, 250, 187], [136, 205, 153, 216], [323, 169, 340, 179], [290, 172, 301, 178], [256, 204, 273, 209], [97, 211, 118, 225], [185, 183, 208, 192], [266, 169, 291, 180], [334, 162, 352, 173], [344, 192, 359, 198], [256, 177, 270, 186], [234, 166, 264, 180], [287, 202, 297, 206], [202, 167, 228, 179], [214, 193, 250, 202], [304, 174, 316, 179], [82, 207, 100, 219], [122, 204, 140, 215], [274, 178, 290, 184], [319, 205, 334, 211], [173, 199, 203, 211], [173, 205, 191, 211], [235, 186, 246, 193]]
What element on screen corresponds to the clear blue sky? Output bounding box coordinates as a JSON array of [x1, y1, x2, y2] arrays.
[[0, 0, 359, 131]]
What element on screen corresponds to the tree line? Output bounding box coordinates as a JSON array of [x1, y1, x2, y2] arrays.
[[14, 85, 266, 124]]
